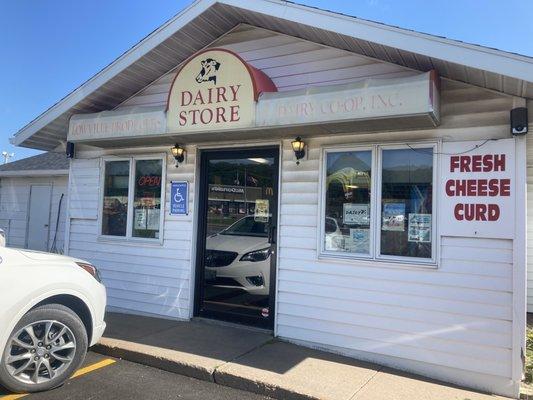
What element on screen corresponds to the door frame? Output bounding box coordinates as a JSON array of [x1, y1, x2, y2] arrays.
[[193, 146, 280, 329]]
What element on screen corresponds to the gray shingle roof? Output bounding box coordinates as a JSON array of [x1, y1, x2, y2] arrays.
[[0, 152, 69, 172]]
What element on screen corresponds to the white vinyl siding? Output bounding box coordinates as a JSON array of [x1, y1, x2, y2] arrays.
[[0, 175, 68, 251], [275, 77, 518, 394], [67, 151, 195, 319]]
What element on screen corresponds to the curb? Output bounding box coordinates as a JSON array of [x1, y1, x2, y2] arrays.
[[213, 368, 316, 400], [92, 338, 215, 382], [93, 338, 318, 400]]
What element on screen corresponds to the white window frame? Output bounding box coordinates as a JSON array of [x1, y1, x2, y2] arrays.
[[375, 143, 438, 265], [98, 154, 166, 244], [320, 146, 375, 260], [319, 142, 438, 267]]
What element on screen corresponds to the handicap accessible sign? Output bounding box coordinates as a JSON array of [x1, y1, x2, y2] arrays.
[[170, 181, 188, 215]]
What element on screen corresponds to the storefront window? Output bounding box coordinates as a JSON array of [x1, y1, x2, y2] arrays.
[[324, 150, 372, 255], [102, 160, 130, 236], [101, 157, 164, 240], [132, 160, 162, 239], [322, 145, 435, 264], [380, 148, 433, 259]]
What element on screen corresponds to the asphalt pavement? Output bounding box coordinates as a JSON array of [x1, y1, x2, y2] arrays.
[[0, 352, 272, 400]]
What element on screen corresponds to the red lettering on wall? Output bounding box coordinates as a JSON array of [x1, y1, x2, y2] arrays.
[[454, 203, 500, 221], [229, 105, 240, 122], [449, 154, 506, 173], [175, 84, 245, 127], [216, 107, 227, 123], [447, 152, 509, 224], [494, 154, 506, 171], [179, 111, 187, 126], [199, 108, 213, 124], [181, 91, 192, 107], [229, 85, 241, 101], [193, 91, 205, 106], [445, 179, 510, 197], [450, 156, 460, 172], [216, 87, 227, 103]]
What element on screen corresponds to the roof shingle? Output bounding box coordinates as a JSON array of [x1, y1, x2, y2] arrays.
[[0, 152, 69, 172]]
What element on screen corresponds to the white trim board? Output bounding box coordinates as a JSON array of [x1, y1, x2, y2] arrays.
[[0, 169, 68, 178]]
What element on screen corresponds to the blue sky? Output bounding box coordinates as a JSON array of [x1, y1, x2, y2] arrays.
[[1, 0, 532, 161]]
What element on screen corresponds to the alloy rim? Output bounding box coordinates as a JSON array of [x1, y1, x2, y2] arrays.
[[5, 320, 76, 385]]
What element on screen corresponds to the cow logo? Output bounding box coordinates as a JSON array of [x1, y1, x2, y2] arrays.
[[196, 58, 221, 85]]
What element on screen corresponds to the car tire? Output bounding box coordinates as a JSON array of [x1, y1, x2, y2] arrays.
[[0, 304, 88, 393]]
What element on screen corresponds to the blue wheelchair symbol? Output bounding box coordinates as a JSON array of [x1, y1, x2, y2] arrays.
[[174, 188, 184, 203]]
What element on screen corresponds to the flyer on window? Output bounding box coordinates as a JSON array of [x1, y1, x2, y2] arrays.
[[382, 202, 405, 231], [346, 228, 370, 253], [343, 203, 370, 225], [408, 213, 432, 243], [134, 208, 147, 230], [147, 208, 160, 230], [254, 199, 269, 222]]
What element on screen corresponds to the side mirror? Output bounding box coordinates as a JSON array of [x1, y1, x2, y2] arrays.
[[0, 229, 6, 247]]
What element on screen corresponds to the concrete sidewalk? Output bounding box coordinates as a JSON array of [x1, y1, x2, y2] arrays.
[[94, 313, 510, 400]]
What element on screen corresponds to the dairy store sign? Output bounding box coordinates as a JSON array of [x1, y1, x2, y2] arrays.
[[167, 48, 276, 133], [256, 71, 439, 127], [440, 138, 515, 239]]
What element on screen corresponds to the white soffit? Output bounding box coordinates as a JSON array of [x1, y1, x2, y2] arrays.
[[11, 0, 533, 151]]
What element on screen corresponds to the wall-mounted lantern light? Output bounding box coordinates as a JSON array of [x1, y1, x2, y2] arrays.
[[291, 136, 306, 165], [171, 144, 186, 167]]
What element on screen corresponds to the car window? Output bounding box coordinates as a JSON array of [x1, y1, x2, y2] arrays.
[[221, 216, 268, 237]]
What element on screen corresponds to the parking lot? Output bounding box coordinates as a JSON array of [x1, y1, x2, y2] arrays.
[[0, 352, 271, 400]]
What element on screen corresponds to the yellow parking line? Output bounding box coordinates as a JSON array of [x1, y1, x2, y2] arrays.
[[71, 358, 116, 379], [0, 358, 116, 399], [0, 394, 26, 400]]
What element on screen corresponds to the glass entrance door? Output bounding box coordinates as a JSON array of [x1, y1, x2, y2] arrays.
[[195, 148, 279, 329]]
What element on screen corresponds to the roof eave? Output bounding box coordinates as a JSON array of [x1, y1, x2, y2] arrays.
[[10, 0, 533, 149], [234, 0, 533, 81]]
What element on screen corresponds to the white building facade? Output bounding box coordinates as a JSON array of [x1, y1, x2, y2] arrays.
[[11, 1, 533, 397]]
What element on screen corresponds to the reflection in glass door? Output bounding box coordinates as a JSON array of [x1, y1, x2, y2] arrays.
[[195, 148, 279, 329]]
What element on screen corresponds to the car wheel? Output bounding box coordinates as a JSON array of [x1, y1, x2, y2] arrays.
[[0, 304, 88, 393]]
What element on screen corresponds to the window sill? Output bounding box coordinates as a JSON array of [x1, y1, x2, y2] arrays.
[[317, 252, 438, 270], [97, 235, 164, 247]]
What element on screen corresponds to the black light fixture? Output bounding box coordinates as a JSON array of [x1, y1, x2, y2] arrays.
[[291, 136, 306, 165], [171, 144, 186, 167], [66, 141, 75, 159]]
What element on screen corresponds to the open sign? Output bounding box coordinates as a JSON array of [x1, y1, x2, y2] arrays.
[[138, 175, 161, 187]]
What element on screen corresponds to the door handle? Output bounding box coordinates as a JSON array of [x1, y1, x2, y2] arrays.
[[268, 226, 277, 244]]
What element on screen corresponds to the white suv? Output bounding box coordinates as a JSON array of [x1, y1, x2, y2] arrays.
[[0, 245, 106, 393]]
